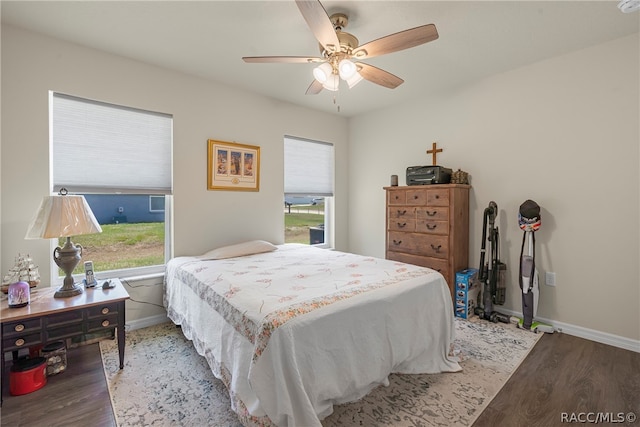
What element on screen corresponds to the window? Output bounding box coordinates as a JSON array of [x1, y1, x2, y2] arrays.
[[51, 92, 172, 280], [149, 195, 165, 213], [284, 136, 334, 247]]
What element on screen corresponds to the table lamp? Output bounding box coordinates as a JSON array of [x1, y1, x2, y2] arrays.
[[25, 189, 102, 298]]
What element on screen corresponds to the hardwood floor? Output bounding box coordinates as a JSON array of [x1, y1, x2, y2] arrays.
[[2, 333, 638, 427], [1, 344, 116, 427], [474, 333, 640, 427]]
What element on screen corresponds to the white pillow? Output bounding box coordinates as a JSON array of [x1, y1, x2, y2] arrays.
[[200, 240, 277, 260]]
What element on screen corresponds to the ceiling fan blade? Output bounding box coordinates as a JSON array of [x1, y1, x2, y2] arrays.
[[353, 24, 438, 60], [357, 63, 404, 89], [295, 0, 340, 53], [243, 56, 324, 64], [305, 79, 324, 95]]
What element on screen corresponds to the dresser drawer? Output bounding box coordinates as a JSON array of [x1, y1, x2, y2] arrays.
[[388, 190, 406, 205], [416, 220, 448, 235], [387, 252, 449, 279], [422, 258, 449, 279], [388, 232, 449, 259], [416, 206, 448, 221], [388, 206, 416, 219], [426, 188, 449, 206], [3, 332, 42, 352], [2, 318, 42, 336], [406, 189, 428, 205], [388, 219, 415, 232], [422, 234, 449, 258]]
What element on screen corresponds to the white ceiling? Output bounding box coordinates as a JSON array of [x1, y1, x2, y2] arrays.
[[2, 1, 638, 117]]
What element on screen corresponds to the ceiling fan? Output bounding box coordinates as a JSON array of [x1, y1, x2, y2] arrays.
[[242, 0, 439, 95]]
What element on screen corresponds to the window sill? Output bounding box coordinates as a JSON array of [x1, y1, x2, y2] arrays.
[[54, 265, 166, 286], [119, 271, 165, 282]]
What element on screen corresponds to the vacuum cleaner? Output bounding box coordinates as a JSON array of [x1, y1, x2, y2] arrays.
[[474, 201, 510, 323], [516, 199, 554, 333]]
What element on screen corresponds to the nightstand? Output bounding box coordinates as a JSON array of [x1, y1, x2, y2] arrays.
[[0, 279, 129, 402]]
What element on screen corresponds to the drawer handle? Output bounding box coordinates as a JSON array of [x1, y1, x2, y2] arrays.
[[395, 195, 400, 200], [14, 324, 25, 332], [435, 194, 440, 199], [426, 223, 437, 230], [15, 338, 25, 347], [102, 320, 110, 327], [101, 307, 110, 315], [397, 222, 407, 228], [430, 244, 442, 252], [426, 210, 437, 217], [392, 239, 403, 245], [414, 195, 419, 199], [397, 209, 407, 216]]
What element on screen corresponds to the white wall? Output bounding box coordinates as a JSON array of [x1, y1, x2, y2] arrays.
[[347, 34, 640, 343], [1, 25, 348, 322], [3, 24, 639, 346]]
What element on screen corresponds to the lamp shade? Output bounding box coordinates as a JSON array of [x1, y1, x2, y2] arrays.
[[25, 193, 102, 239]]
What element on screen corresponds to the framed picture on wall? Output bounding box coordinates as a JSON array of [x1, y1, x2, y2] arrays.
[[207, 139, 260, 191]]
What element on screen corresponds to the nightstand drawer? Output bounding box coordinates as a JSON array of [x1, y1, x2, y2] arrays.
[[2, 318, 42, 336], [47, 310, 83, 327], [87, 303, 119, 318], [3, 332, 42, 351], [47, 323, 84, 341], [86, 314, 119, 333]]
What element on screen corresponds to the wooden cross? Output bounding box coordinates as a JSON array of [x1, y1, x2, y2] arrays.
[[427, 142, 443, 165]]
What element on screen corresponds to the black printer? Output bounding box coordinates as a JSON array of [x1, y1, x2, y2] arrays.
[[406, 165, 452, 185]]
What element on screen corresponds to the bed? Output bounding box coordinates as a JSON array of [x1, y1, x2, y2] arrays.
[[164, 241, 461, 427]]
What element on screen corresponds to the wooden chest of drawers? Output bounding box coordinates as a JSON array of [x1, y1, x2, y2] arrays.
[[384, 184, 470, 301]]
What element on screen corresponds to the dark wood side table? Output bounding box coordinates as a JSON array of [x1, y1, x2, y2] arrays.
[[0, 279, 129, 402]]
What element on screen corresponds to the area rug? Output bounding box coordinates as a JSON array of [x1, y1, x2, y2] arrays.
[[100, 318, 541, 427]]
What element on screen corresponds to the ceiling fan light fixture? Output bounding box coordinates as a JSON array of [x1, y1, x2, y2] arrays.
[[618, 0, 640, 12], [322, 74, 340, 91], [338, 59, 357, 80], [346, 71, 363, 89], [313, 62, 333, 83]]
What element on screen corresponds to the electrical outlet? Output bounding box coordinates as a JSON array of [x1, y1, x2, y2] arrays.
[[545, 271, 556, 287]]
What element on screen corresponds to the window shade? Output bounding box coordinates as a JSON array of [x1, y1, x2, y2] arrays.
[[284, 136, 334, 196], [52, 92, 172, 194]]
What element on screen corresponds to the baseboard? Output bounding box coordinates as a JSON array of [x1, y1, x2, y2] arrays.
[[125, 314, 170, 331], [500, 309, 640, 353]]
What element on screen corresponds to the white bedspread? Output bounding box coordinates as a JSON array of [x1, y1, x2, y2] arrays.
[[164, 244, 461, 427]]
